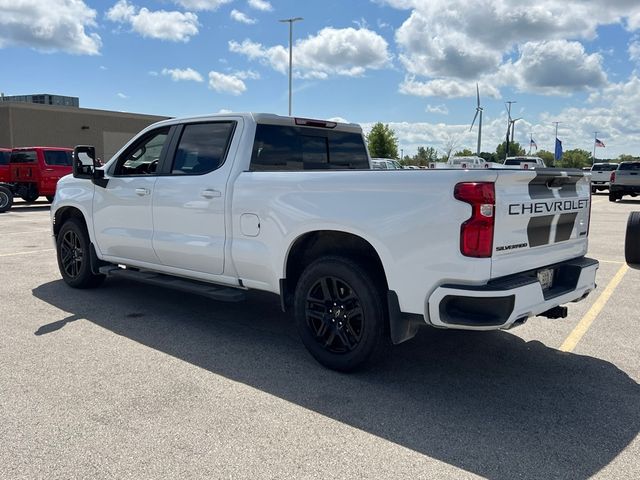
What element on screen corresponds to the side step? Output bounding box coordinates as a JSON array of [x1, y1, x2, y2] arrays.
[[99, 267, 246, 302]]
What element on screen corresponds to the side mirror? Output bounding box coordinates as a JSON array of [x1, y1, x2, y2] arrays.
[[73, 145, 97, 179]]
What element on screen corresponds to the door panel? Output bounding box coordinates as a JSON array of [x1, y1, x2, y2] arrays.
[[152, 121, 238, 274]]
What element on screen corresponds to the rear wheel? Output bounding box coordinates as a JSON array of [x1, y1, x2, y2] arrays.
[[0, 185, 13, 213], [625, 212, 640, 265], [609, 192, 618, 202], [56, 217, 105, 288], [46, 195, 55, 203], [293, 256, 387, 372], [21, 190, 39, 203]]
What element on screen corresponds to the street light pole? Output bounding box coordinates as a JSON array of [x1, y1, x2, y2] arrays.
[[279, 17, 303, 116]]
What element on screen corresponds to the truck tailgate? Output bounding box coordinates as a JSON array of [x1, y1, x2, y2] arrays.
[[491, 169, 590, 279]]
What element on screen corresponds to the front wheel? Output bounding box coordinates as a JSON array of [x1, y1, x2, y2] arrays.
[[293, 256, 387, 372], [0, 185, 13, 213], [56, 217, 105, 288], [625, 212, 640, 265]]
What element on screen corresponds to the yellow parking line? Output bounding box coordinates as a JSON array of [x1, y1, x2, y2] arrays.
[[560, 264, 628, 352], [597, 259, 625, 264], [0, 248, 54, 257]]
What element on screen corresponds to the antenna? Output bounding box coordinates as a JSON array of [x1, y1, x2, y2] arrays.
[[469, 83, 483, 156]]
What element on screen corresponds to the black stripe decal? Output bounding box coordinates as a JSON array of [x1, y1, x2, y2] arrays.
[[527, 215, 555, 247], [554, 212, 578, 242], [527, 172, 581, 199]]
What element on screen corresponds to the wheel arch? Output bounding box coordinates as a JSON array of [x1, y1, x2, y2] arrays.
[[53, 206, 89, 238], [281, 230, 389, 308]]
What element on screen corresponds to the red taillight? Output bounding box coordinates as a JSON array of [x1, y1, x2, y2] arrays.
[[523, 164, 529, 170], [610, 171, 616, 183], [454, 182, 495, 258]]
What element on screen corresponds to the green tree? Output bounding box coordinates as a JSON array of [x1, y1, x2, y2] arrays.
[[560, 149, 591, 168], [618, 154, 639, 162], [367, 123, 399, 159], [496, 141, 525, 160], [454, 149, 474, 156], [406, 146, 438, 166], [537, 150, 555, 167]]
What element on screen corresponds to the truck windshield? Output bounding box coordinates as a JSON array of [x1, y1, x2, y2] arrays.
[[44, 150, 72, 166]]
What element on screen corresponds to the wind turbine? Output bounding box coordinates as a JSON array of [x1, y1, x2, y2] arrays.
[[469, 83, 483, 156]]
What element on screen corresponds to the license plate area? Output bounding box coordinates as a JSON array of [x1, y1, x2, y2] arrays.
[[537, 268, 555, 290]]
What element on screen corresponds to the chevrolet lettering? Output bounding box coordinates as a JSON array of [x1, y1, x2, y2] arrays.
[[508, 199, 589, 216]]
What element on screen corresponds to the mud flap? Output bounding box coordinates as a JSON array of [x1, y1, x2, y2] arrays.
[[388, 291, 424, 344]]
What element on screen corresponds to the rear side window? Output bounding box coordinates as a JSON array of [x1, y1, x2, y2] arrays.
[[619, 162, 640, 170], [591, 164, 617, 171], [171, 122, 236, 175], [250, 124, 368, 171], [10, 151, 37, 163], [0, 151, 10, 165], [44, 150, 72, 166]]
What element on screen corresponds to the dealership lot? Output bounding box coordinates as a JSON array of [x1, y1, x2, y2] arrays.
[[1, 195, 638, 479]]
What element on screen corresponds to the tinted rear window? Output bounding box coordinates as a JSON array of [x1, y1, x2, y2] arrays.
[[250, 124, 368, 171], [44, 150, 72, 166], [10, 151, 37, 163], [619, 162, 640, 171], [0, 151, 10, 165], [591, 164, 617, 171]]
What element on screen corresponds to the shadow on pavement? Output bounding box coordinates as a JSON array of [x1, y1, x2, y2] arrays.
[[33, 279, 639, 480]]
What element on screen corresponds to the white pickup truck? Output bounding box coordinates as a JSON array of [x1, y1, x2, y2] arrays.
[[52, 113, 598, 371], [503, 156, 546, 169]]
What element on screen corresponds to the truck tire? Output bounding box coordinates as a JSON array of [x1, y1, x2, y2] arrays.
[[46, 195, 55, 203], [293, 256, 387, 372], [56, 217, 105, 288], [625, 212, 640, 265], [609, 192, 618, 202], [0, 185, 13, 213]]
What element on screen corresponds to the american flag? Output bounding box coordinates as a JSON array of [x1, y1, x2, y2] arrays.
[[595, 138, 605, 147], [530, 138, 537, 149]]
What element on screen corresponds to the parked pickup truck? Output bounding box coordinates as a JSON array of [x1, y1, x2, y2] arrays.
[[447, 156, 503, 169], [503, 156, 546, 169], [51, 113, 598, 371], [590, 162, 618, 193], [609, 161, 640, 202]]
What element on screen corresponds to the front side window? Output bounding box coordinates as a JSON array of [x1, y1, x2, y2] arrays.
[[10, 151, 37, 164], [44, 150, 72, 166], [619, 162, 640, 171], [0, 151, 10, 165], [171, 122, 235, 175], [114, 127, 170, 176]]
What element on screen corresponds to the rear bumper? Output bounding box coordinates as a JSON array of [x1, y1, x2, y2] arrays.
[[426, 257, 599, 331], [610, 184, 640, 194]]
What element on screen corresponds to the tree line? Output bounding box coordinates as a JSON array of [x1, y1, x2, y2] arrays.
[[366, 122, 639, 168]]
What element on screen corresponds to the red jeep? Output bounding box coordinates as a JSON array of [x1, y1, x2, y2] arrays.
[[0, 147, 73, 213], [10, 147, 73, 202]]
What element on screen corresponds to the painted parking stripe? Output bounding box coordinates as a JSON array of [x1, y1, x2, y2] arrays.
[[559, 264, 628, 352], [0, 248, 54, 257]]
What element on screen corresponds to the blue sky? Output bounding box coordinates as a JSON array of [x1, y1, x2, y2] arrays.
[[2, 0, 640, 158]]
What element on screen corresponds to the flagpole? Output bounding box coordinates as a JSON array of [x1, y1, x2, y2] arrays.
[[593, 131, 597, 163], [529, 131, 532, 155]]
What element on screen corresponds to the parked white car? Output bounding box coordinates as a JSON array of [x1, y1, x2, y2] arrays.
[[503, 156, 546, 169], [52, 113, 598, 371], [371, 158, 402, 169], [590, 162, 618, 193]]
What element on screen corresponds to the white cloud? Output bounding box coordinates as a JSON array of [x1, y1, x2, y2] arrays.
[[385, 0, 640, 98], [233, 70, 260, 80], [218, 108, 233, 114], [230, 10, 256, 24], [248, 0, 272, 11], [229, 27, 391, 79], [426, 104, 448, 115], [161, 67, 204, 82], [400, 77, 500, 99], [173, 0, 232, 11], [630, 40, 640, 62], [208, 71, 247, 95], [0, 0, 101, 55], [106, 0, 199, 42], [500, 40, 607, 94], [116, 92, 129, 99]]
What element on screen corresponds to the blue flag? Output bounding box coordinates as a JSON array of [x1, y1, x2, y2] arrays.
[[554, 138, 563, 160]]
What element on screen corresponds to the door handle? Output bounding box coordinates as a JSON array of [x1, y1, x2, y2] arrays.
[[201, 189, 222, 199], [45, 168, 54, 172], [135, 187, 150, 196]]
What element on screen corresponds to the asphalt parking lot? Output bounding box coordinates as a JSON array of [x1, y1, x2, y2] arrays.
[[1, 195, 638, 480]]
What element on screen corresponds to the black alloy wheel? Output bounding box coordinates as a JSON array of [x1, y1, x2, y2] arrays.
[[56, 218, 105, 288], [305, 276, 364, 353], [294, 256, 386, 372], [0, 185, 13, 213], [60, 229, 84, 280]]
